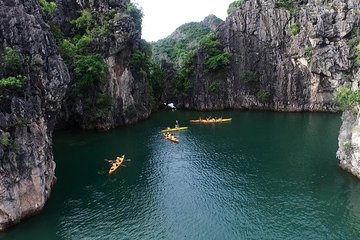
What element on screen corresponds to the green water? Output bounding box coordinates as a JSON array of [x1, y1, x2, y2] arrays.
[[2, 111, 360, 239]]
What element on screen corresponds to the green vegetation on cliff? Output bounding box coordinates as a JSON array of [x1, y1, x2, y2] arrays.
[[227, 0, 247, 15], [244, 70, 257, 83], [130, 41, 165, 106], [74, 55, 107, 91], [290, 23, 300, 36], [151, 23, 210, 67], [39, 0, 57, 15], [54, 8, 115, 121], [152, 15, 223, 68], [0, 76, 25, 90], [151, 15, 228, 98], [335, 87, 360, 110], [276, 0, 294, 10], [208, 81, 221, 93], [41, 2, 147, 124], [175, 51, 196, 96], [3, 47, 21, 73], [0, 47, 26, 99], [258, 90, 270, 103], [200, 33, 230, 73]]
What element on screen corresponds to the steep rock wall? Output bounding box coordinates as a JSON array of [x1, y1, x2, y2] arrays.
[[184, 0, 359, 111], [56, 0, 151, 130], [337, 69, 360, 178], [0, 0, 70, 230]]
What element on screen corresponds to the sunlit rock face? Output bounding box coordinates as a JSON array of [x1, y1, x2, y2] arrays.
[[0, 0, 70, 230]]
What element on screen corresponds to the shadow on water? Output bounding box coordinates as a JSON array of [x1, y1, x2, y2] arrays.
[[3, 111, 360, 240]]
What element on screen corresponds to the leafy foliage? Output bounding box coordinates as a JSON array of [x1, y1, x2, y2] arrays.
[[114, 13, 121, 22], [0, 75, 26, 99], [276, 0, 294, 10], [304, 47, 314, 61], [152, 21, 216, 68], [130, 50, 150, 78], [0, 75, 25, 90], [38, 0, 57, 15], [93, 94, 113, 120], [343, 141, 352, 153], [258, 90, 270, 102], [206, 53, 231, 72], [129, 42, 166, 104], [126, 2, 143, 28], [70, 55, 111, 121], [208, 81, 221, 93], [74, 55, 107, 91], [59, 35, 93, 60], [335, 87, 360, 110], [290, 23, 300, 36], [0, 135, 13, 148], [176, 51, 196, 96], [49, 22, 64, 44], [3, 47, 21, 73], [148, 62, 166, 102], [60, 39, 77, 60], [199, 33, 222, 56], [227, 0, 246, 15], [348, 28, 360, 47], [244, 70, 257, 82], [75, 35, 93, 54], [153, 28, 229, 97], [199, 33, 231, 72], [71, 10, 93, 33], [44, 4, 144, 121]]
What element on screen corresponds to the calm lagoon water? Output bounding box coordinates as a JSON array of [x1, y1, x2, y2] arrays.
[[2, 111, 360, 240]]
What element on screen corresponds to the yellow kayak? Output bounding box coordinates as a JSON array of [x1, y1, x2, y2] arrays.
[[108, 155, 125, 175], [161, 126, 188, 133], [190, 118, 232, 124], [163, 133, 179, 143]]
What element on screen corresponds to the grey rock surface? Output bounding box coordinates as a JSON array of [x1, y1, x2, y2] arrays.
[[0, 0, 70, 230], [184, 0, 359, 111]]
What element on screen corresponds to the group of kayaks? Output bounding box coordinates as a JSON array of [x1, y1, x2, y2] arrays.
[[106, 117, 232, 175], [190, 117, 232, 124], [161, 117, 232, 144]]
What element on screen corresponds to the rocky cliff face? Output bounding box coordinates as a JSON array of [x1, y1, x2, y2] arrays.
[[337, 68, 360, 178], [0, 0, 150, 230], [0, 0, 70, 230], [55, 0, 151, 130], [337, 108, 360, 178], [184, 0, 359, 111]]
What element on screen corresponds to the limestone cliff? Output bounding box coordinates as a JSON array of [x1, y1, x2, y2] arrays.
[[183, 0, 359, 111], [0, 0, 70, 230], [0, 0, 151, 230], [337, 69, 360, 178], [55, 0, 151, 130]]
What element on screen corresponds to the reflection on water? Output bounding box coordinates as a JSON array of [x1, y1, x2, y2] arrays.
[[2, 111, 360, 240]]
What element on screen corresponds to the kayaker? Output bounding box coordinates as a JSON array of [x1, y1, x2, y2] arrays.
[[175, 120, 179, 128]]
